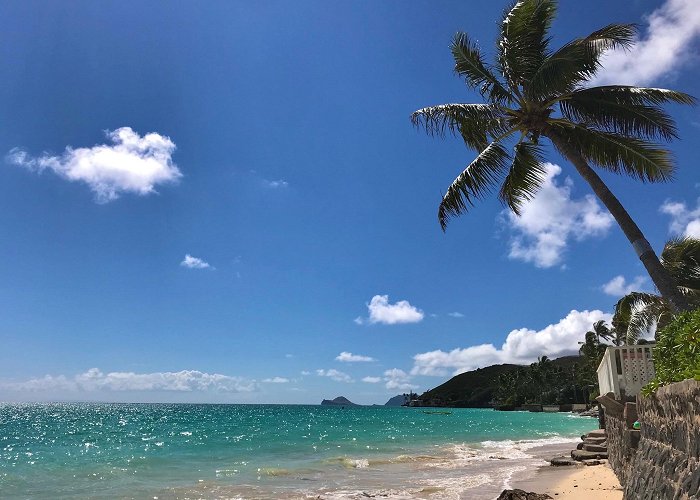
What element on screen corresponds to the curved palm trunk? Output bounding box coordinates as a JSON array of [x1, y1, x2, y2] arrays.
[[545, 130, 690, 312]]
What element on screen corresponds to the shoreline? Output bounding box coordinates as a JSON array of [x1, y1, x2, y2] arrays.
[[510, 442, 623, 499]]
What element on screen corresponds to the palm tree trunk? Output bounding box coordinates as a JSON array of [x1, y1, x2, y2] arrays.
[[546, 130, 690, 312]]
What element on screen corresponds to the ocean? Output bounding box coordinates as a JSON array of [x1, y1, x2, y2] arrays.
[[0, 403, 597, 499]]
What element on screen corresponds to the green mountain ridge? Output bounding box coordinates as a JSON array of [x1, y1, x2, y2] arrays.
[[415, 356, 584, 408]]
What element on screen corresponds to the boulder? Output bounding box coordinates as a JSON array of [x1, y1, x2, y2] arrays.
[[496, 489, 552, 500], [582, 459, 602, 466]]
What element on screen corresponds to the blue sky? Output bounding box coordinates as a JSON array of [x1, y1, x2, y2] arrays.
[[0, 0, 699, 404]]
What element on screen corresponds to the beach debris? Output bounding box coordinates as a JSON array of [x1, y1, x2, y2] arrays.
[[496, 489, 553, 499]]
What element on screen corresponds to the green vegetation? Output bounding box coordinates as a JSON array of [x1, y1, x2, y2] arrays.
[[495, 356, 595, 407], [416, 356, 589, 408], [411, 0, 695, 311], [642, 309, 700, 395]]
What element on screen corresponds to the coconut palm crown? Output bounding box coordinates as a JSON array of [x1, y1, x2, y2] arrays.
[[613, 237, 700, 344], [411, 0, 695, 311]]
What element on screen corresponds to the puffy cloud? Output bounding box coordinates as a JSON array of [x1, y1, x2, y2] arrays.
[[7, 127, 181, 203], [316, 369, 353, 383], [262, 377, 289, 383], [411, 309, 611, 376], [0, 368, 257, 393], [601, 275, 649, 296], [335, 352, 375, 362], [357, 295, 424, 325], [383, 368, 418, 391], [362, 376, 381, 383], [660, 199, 700, 238], [592, 0, 700, 86], [502, 164, 613, 268], [180, 254, 212, 269]]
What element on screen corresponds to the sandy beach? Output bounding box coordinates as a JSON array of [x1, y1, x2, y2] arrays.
[[513, 461, 622, 499]]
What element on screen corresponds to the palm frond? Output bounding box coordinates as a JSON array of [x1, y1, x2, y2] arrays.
[[451, 32, 513, 103], [612, 292, 662, 344], [580, 86, 696, 106], [438, 141, 511, 229], [526, 24, 637, 100], [410, 103, 509, 151], [661, 237, 700, 297], [550, 124, 674, 182], [499, 141, 547, 215], [497, 0, 557, 89], [626, 296, 670, 345], [560, 93, 678, 141]]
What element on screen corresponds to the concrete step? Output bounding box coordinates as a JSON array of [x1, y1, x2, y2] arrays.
[[586, 429, 606, 438], [583, 436, 606, 445], [583, 444, 608, 452], [572, 449, 608, 461]]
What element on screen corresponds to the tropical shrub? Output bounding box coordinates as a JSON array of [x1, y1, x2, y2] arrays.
[[643, 308, 700, 395]]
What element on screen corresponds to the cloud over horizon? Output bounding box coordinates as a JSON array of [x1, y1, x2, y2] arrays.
[[316, 369, 353, 383], [0, 368, 257, 394], [356, 295, 424, 325], [502, 164, 613, 268], [592, 0, 700, 86], [411, 309, 611, 377], [8, 127, 181, 203]]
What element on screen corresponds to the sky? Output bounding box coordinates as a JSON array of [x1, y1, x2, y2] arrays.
[[0, 0, 699, 405]]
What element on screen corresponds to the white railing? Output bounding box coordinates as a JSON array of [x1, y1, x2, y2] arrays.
[[597, 346, 655, 399]]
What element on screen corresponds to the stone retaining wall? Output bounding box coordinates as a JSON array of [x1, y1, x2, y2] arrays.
[[601, 379, 700, 500], [623, 379, 700, 500]]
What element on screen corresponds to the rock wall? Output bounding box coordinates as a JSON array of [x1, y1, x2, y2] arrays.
[[602, 379, 700, 500], [623, 379, 700, 500]]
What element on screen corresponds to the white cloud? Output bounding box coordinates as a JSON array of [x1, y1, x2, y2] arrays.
[[359, 295, 424, 325], [316, 369, 353, 383], [300, 370, 311, 376], [447, 312, 465, 318], [180, 254, 212, 269], [335, 352, 375, 363], [362, 376, 382, 383], [601, 275, 649, 296], [503, 164, 613, 268], [383, 368, 418, 391], [592, 0, 700, 86], [264, 179, 288, 189], [660, 199, 700, 238], [0, 368, 257, 393], [262, 377, 289, 383], [8, 127, 181, 203], [411, 309, 612, 376]]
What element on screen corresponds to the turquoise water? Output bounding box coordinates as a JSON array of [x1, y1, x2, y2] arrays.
[[0, 403, 597, 499]]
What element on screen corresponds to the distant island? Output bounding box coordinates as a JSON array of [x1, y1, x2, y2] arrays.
[[384, 394, 409, 406], [321, 396, 358, 406]]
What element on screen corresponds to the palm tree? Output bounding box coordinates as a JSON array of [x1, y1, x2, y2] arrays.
[[613, 237, 700, 343], [587, 319, 619, 346], [411, 0, 695, 311]]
